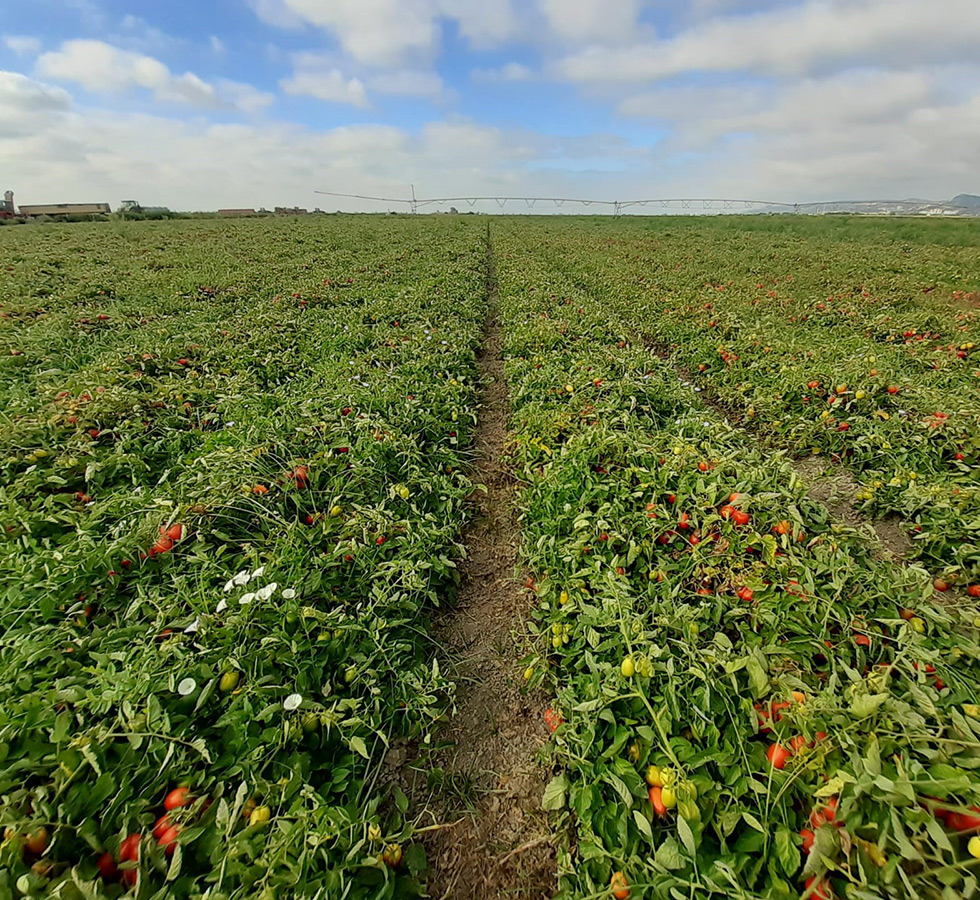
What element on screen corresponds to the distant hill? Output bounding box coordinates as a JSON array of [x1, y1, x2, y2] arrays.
[[793, 194, 979, 216], [951, 194, 980, 210]]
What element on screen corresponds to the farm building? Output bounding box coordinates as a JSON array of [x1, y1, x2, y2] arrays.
[[218, 208, 255, 217], [18, 202, 111, 217]]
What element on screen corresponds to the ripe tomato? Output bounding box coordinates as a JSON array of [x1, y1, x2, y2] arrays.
[[898, 608, 915, 620], [853, 634, 871, 647], [156, 824, 179, 856], [719, 504, 735, 520], [810, 796, 839, 828], [164, 523, 184, 542], [736, 587, 754, 603], [933, 578, 949, 592], [164, 786, 191, 811], [732, 510, 750, 527], [805, 876, 832, 899], [887, 385, 899, 394], [766, 743, 791, 769], [948, 807, 980, 832], [543, 708, 563, 733], [611, 871, 630, 899], [97, 851, 118, 879], [773, 520, 791, 535], [800, 828, 815, 853], [967, 585, 980, 597], [152, 815, 172, 839], [649, 785, 667, 816]]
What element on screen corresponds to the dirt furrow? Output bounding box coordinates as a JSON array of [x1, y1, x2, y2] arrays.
[[410, 234, 556, 900]]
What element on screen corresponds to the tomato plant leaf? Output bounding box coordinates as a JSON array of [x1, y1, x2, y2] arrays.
[[542, 773, 568, 811]]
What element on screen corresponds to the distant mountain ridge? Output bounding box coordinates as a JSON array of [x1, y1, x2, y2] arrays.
[[795, 194, 980, 216]]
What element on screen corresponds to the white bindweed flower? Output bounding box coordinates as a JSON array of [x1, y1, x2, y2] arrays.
[[282, 588, 296, 599], [184, 619, 200, 633], [177, 678, 197, 696], [216, 599, 228, 613], [283, 693, 302, 711], [255, 583, 278, 601], [239, 592, 256, 605], [251, 566, 265, 579]]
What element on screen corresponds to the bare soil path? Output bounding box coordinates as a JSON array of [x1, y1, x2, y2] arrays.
[[411, 234, 556, 900]]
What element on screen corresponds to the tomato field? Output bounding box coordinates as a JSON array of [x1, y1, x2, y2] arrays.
[[1, 214, 979, 900]]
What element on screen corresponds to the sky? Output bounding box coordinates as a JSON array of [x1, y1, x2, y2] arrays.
[[0, 0, 978, 212]]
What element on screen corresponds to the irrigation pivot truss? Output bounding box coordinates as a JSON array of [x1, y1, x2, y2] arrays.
[[314, 189, 801, 215]]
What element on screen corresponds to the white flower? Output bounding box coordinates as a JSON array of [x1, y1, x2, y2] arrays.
[[251, 566, 265, 579], [216, 599, 228, 613], [184, 619, 200, 633], [255, 583, 278, 601], [282, 588, 296, 600], [177, 678, 197, 696], [239, 592, 256, 605], [283, 693, 302, 711]]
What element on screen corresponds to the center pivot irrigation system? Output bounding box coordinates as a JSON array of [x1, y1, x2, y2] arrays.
[[314, 187, 802, 215]]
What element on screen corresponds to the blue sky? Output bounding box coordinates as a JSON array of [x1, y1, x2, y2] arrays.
[[0, 0, 977, 210]]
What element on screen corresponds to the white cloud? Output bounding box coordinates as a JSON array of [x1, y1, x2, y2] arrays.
[[280, 57, 369, 106], [539, 0, 645, 44], [471, 62, 533, 83], [4, 36, 41, 57], [250, 0, 522, 65], [280, 52, 448, 104], [210, 35, 227, 54], [36, 40, 272, 113], [0, 71, 72, 138], [555, 0, 980, 83], [367, 69, 446, 100]]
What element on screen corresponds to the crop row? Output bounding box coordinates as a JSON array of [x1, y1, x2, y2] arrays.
[[505, 216, 980, 585], [0, 218, 487, 898], [492, 223, 980, 900]]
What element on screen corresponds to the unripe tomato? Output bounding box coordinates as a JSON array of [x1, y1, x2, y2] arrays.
[[24, 827, 48, 856], [969, 835, 980, 859], [368, 824, 382, 843], [219, 670, 241, 692], [383, 843, 403, 868], [611, 871, 630, 899], [620, 657, 635, 677], [249, 806, 271, 826], [660, 786, 677, 809], [645, 765, 662, 787]]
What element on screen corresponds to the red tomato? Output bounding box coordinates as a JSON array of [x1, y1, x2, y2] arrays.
[[810, 796, 839, 828], [933, 578, 949, 592], [790, 735, 809, 753], [887, 385, 899, 394], [805, 876, 832, 899], [649, 786, 667, 816], [152, 815, 172, 839], [164, 523, 184, 542], [543, 708, 563, 733], [766, 743, 791, 769], [120, 833, 140, 861], [967, 585, 980, 598], [800, 828, 815, 853], [948, 807, 980, 832], [736, 587, 754, 603], [164, 787, 191, 811], [156, 824, 179, 856], [732, 510, 751, 527], [719, 504, 735, 520], [853, 634, 871, 647], [97, 852, 118, 879]]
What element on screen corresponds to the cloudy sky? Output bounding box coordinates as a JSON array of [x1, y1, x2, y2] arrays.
[[1, 0, 977, 211]]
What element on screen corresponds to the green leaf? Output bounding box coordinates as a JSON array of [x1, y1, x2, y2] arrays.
[[745, 655, 768, 699], [677, 813, 697, 858], [542, 774, 568, 811], [349, 735, 369, 759], [633, 809, 654, 844], [775, 826, 799, 876], [654, 835, 684, 871]]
